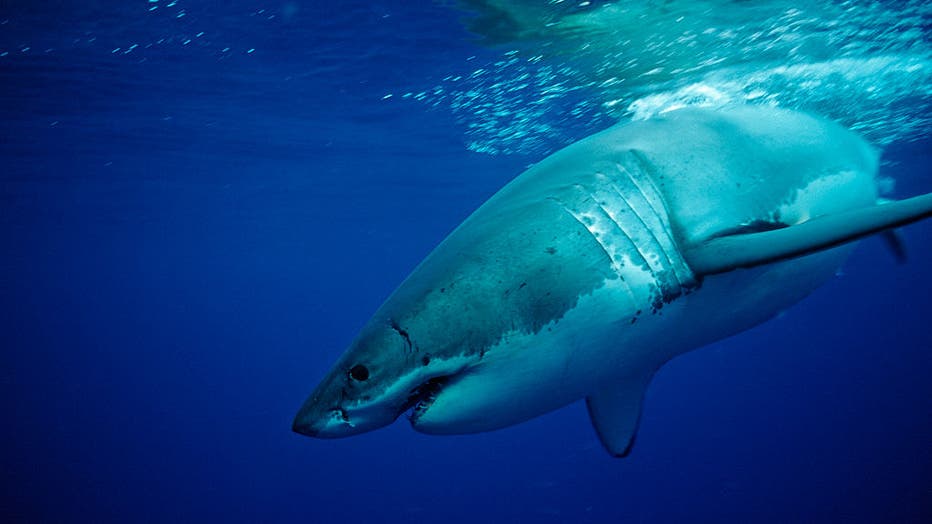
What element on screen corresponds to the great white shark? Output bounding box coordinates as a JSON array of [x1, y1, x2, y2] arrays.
[[293, 106, 932, 456]]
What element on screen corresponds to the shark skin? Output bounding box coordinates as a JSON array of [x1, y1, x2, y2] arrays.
[[292, 106, 931, 456]]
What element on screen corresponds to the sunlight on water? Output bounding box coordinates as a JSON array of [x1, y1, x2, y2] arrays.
[[2, 1, 926, 157], [409, 0, 931, 155]]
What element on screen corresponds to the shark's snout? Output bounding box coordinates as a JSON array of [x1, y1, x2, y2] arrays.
[[291, 398, 356, 438], [291, 410, 321, 437], [291, 401, 325, 437]]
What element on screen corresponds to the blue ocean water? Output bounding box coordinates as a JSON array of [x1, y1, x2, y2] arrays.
[[1, 1, 930, 522]]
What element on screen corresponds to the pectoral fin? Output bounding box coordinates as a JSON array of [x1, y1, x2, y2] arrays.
[[586, 372, 655, 457], [684, 192, 932, 275]]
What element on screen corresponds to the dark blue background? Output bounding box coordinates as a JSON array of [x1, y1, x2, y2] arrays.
[[1, 2, 930, 522]]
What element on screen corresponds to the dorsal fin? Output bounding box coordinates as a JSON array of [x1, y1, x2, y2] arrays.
[[684, 193, 932, 276]]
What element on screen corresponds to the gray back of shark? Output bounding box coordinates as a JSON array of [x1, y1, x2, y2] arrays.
[[293, 106, 932, 456]]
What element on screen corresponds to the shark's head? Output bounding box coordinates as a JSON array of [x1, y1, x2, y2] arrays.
[[291, 299, 480, 438]]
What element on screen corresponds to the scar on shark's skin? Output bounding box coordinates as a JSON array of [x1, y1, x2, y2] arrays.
[[389, 320, 413, 352], [293, 106, 932, 456]]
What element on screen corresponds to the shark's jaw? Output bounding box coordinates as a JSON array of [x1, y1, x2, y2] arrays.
[[293, 352, 477, 439], [405, 375, 451, 425]]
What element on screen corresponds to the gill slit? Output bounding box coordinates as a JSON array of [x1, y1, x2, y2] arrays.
[[581, 188, 653, 275], [600, 179, 673, 275], [548, 196, 639, 305], [611, 164, 683, 280]]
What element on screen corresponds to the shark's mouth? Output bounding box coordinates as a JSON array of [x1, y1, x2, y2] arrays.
[[404, 376, 450, 424]]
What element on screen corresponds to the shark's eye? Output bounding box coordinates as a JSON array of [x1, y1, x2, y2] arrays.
[[349, 364, 370, 381]]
